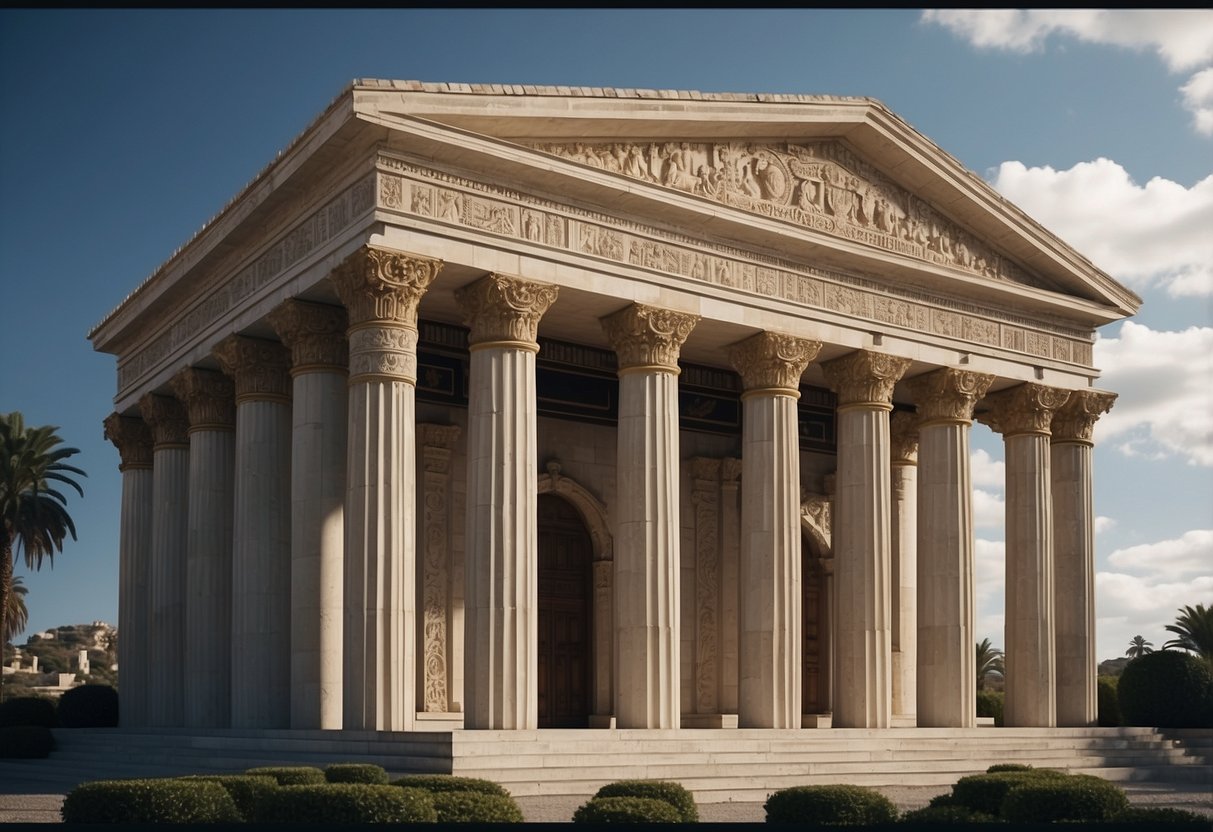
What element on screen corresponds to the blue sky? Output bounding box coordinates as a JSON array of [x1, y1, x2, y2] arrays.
[[2, 10, 1210, 661]]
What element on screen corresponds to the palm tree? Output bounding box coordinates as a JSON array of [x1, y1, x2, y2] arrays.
[[1125, 634, 1153, 659], [1, 412, 86, 697], [976, 638, 1005, 690], [1163, 604, 1213, 663], [3, 575, 28, 644]]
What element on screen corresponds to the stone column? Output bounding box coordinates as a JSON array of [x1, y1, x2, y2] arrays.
[[821, 350, 910, 728], [103, 413, 154, 727], [331, 246, 441, 731], [730, 331, 820, 728], [906, 368, 994, 727], [889, 411, 919, 720], [170, 368, 236, 729], [138, 394, 189, 726], [457, 273, 558, 730], [978, 382, 1070, 728], [1051, 390, 1116, 727], [214, 335, 293, 728], [267, 299, 349, 730], [601, 303, 698, 729]]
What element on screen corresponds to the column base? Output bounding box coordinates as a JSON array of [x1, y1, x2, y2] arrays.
[[588, 714, 617, 729], [680, 714, 739, 729]]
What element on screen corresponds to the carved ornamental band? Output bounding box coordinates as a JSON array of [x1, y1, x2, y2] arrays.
[[819, 349, 911, 409], [329, 246, 442, 328], [729, 331, 820, 397], [1051, 390, 1117, 444], [169, 369, 235, 432], [103, 413, 153, 470], [600, 303, 699, 372], [266, 299, 349, 374], [976, 383, 1071, 437], [213, 335, 292, 404], [905, 367, 995, 427], [138, 394, 189, 448], [455, 273, 559, 350]]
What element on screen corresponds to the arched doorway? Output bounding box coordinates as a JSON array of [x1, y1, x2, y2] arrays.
[[537, 493, 593, 727]]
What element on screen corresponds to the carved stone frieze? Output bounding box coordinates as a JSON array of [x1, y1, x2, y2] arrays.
[[729, 331, 821, 394], [103, 413, 153, 470], [905, 367, 996, 426], [454, 273, 559, 348], [330, 246, 442, 328], [1051, 390, 1117, 444], [212, 335, 292, 404], [599, 304, 699, 371], [169, 368, 235, 431], [820, 350, 911, 408], [266, 299, 349, 373], [138, 394, 189, 448], [347, 325, 420, 384], [976, 383, 1072, 437], [889, 411, 920, 465]]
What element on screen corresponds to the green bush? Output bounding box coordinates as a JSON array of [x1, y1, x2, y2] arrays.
[[1000, 774, 1129, 822], [950, 770, 1066, 815], [433, 790, 524, 823], [1113, 806, 1213, 824], [594, 779, 698, 822], [1098, 674, 1122, 726], [391, 774, 510, 796], [985, 763, 1032, 773], [324, 762, 388, 784], [58, 684, 119, 728], [573, 796, 682, 823], [1119, 650, 1213, 728], [61, 779, 241, 823], [0, 695, 57, 727], [764, 784, 899, 825], [975, 689, 1004, 726], [178, 774, 278, 822], [900, 803, 996, 823], [244, 764, 326, 785], [0, 725, 55, 758], [260, 783, 436, 823]]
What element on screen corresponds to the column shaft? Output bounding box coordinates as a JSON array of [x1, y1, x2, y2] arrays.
[[890, 460, 917, 718]]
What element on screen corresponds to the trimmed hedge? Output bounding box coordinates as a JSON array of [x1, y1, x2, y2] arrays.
[[1098, 674, 1122, 726], [61, 779, 241, 823], [764, 784, 899, 825], [900, 803, 996, 823], [975, 689, 1004, 726], [985, 763, 1032, 773], [58, 684, 119, 728], [950, 770, 1066, 815], [573, 796, 682, 823], [1113, 806, 1213, 824], [1000, 774, 1129, 822], [433, 790, 525, 823], [178, 774, 278, 822], [392, 774, 510, 797], [244, 765, 326, 785], [1119, 650, 1213, 728], [324, 762, 388, 784], [0, 725, 55, 758], [594, 779, 698, 822], [260, 783, 436, 823], [0, 695, 57, 728]]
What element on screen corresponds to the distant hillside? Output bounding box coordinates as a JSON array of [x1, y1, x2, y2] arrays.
[[1098, 656, 1131, 677], [3, 622, 117, 689]]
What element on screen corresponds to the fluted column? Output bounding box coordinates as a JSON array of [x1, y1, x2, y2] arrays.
[[821, 350, 910, 728], [457, 273, 558, 730], [268, 299, 349, 730], [103, 413, 154, 727], [214, 335, 293, 728], [601, 304, 698, 729], [729, 331, 819, 728], [1051, 390, 1116, 727], [906, 368, 994, 727], [978, 382, 1070, 727], [888, 411, 919, 719], [170, 368, 235, 728], [331, 246, 440, 731]]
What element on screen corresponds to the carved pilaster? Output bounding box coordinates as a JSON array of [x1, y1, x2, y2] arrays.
[[418, 423, 460, 713], [213, 335, 292, 404], [138, 393, 189, 448], [329, 246, 442, 328], [820, 350, 911, 409], [729, 332, 821, 396], [600, 303, 699, 371], [455, 273, 559, 350], [104, 413, 153, 470], [889, 411, 920, 465], [265, 299, 349, 374], [170, 368, 235, 432], [1051, 390, 1117, 445], [719, 457, 741, 714], [977, 383, 1071, 437], [690, 457, 722, 715], [905, 368, 995, 427]]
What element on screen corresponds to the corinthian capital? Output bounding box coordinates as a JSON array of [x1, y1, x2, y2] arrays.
[[103, 413, 153, 470], [138, 394, 189, 448], [600, 303, 699, 371], [905, 367, 996, 426], [329, 246, 442, 328], [890, 410, 920, 464], [1051, 390, 1117, 444], [169, 368, 235, 431], [455, 273, 559, 349], [820, 349, 911, 408], [976, 383, 1070, 437], [213, 335, 292, 404], [728, 331, 820, 395], [266, 299, 348, 372]]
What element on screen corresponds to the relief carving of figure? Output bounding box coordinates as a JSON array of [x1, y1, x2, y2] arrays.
[[437, 190, 462, 221], [623, 145, 646, 179]]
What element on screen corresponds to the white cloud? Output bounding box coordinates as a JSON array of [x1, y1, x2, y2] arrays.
[[991, 160, 1213, 297], [1181, 68, 1213, 136], [975, 538, 1007, 647], [1094, 516, 1117, 535], [1093, 321, 1213, 466], [1097, 570, 1213, 659], [973, 489, 1005, 530], [970, 448, 1005, 490], [1108, 529, 1213, 576]]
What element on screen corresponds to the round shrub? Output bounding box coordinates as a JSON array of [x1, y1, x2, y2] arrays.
[[0, 695, 57, 727], [433, 790, 524, 823], [950, 770, 1067, 815], [975, 689, 1004, 726], [244, 764, 326, 785], [901, 803, 996, 823], [1119, 650, 1213, 728], [391, 774, 510, 796], [58, 684, 119, 728], [0, 725, 55, 758], [325, 762, 388, 784], [1113, 806, 1212, 824], [594, 779, 698, 822], [61, 779, 241, 823], [573, 796, 682, 823], [1098, 675, 1122, 726], [985, 763, 1032, 773], [764, 784, 899, 825], [1000, 774, 1129, 822], [260, 783, 435, 823], [178, 774, 278, 822]]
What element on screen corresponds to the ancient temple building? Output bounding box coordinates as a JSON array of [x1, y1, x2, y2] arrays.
[[93, 81, 1137, 736]]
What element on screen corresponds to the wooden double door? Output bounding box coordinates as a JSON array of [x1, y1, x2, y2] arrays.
[[537, 494, 593, 728]]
